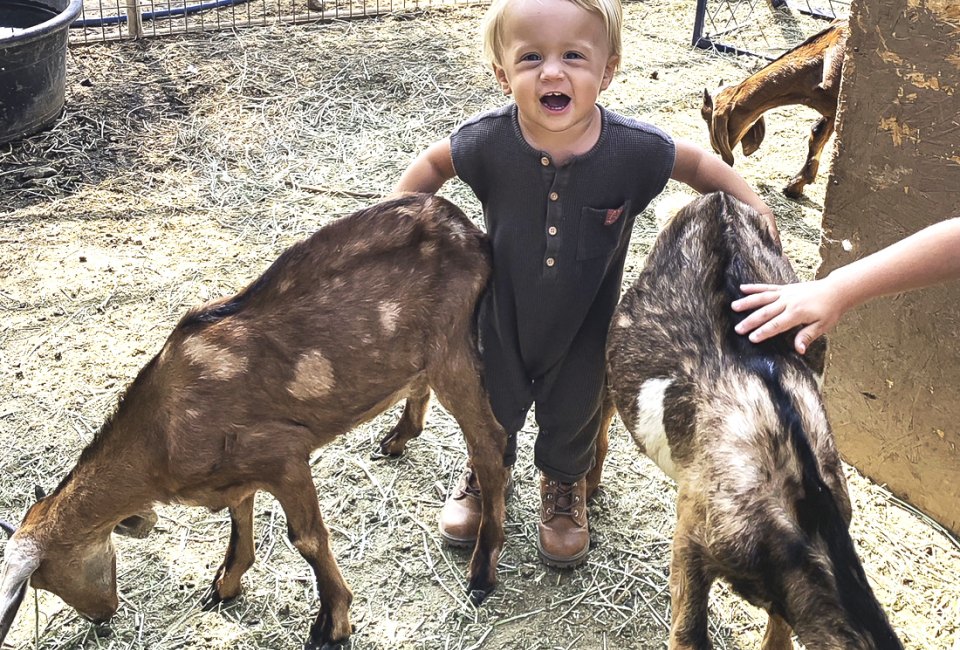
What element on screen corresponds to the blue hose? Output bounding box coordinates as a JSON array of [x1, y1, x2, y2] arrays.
[[72, 0, 250, 28]]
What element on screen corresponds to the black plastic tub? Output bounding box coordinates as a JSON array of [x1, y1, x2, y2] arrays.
[[0, 0, 82, 143]]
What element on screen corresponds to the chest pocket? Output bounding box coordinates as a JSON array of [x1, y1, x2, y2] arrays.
[[576, 202, 630, 261]]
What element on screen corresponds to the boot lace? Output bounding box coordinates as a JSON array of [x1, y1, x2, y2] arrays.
[[545, 480, 582, 518], [458, 467, 481, 499]]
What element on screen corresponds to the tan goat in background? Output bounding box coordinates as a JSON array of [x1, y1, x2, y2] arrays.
[[702, 20, 848, 199]]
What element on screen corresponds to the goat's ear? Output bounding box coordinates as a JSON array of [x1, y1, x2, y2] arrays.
[[804, 334, 828, 376], [741, 117, 766, 156], [33, 486, 45, 502], [710, 105, 736, 166], [701, 89, 715, 125], [0, 537, 40, 643], [114, 510, 158, 539]]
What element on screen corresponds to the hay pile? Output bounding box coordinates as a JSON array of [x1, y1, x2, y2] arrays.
[[1, 2, 958, 649]]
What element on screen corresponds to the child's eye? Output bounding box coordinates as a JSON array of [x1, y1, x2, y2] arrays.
[[564, 51, 585, 60], [519, 52, 542, 62]]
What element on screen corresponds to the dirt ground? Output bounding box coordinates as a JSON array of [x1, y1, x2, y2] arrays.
[[2, 2, 959, 649]]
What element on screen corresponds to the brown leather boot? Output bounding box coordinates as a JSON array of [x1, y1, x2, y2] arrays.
[[438, 465, 512, 547], [537, 473, 589, 568], [438, 465, 482, 546]]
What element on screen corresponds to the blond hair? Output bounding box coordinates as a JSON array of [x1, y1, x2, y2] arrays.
[[481, 0, 623, 69]]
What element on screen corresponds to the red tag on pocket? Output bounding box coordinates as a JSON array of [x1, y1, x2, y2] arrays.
[[604, 208, 623, 226]]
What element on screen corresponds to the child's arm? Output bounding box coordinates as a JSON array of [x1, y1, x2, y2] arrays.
[[670, 138, 778, 242], [393, 138, 456, 194], [732, 217, 960, 353]]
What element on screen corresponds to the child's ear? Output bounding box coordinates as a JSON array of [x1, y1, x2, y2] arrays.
[[493, 64, 512, 95], [600, 55, 620, 91]]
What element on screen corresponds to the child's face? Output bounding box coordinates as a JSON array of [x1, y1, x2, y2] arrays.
[[493, 0, 619, 143]]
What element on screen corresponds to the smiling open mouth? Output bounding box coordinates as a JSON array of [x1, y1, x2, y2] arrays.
[[540, 92, 570, 111]]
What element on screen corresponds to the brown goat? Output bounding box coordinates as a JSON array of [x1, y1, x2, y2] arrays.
[[702, 20, 848, 199], [0, 194, 509, 649], [604, 192, 903, 649]]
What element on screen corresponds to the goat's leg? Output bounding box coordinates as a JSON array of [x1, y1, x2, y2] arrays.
[[784, 116, 834, 198], [585, 388, 616, 501], [668, 499, 713, 650], [202, 494, 257, 609], [431, 351, 508, 606], [760, 613, 793, 650], [377, 387, 431, 457], [271, 464, 353, 650]]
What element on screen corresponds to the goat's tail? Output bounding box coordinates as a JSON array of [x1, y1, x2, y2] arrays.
[[716, 194, 902, 650]]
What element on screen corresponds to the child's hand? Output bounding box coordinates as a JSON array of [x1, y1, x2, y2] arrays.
[[731, 280, 845, 354]]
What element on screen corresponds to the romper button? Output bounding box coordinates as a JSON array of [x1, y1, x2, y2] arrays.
[[549, 192, 559, 201], [545, 257, 556, 267], [540, 156, 550, 166], [548, 226, 558, 236]]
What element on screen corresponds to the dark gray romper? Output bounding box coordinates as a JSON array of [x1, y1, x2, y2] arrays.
[[451, 104, 675, 482]]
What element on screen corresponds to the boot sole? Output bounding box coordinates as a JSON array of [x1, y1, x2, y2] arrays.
[[536, 539, 589, 569]]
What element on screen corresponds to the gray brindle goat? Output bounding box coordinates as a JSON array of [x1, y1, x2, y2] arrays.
[[604, 192, 903, 649]]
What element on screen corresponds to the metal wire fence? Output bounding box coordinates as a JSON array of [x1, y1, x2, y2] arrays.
[[692, 0, 850, 60], [69, 0, 484, 44]]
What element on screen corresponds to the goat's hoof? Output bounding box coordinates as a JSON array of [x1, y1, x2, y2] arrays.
[[200, 588, 237, 611], [369, 447, 402, 461], [303, 637, 351, 650], [468, 585, 495, 606], [304, 614, 353, 650], [373, 433, 406, 459], [783, 185, 805, 200], [92, 623, 113, 639], [200, 591, 222, 611]]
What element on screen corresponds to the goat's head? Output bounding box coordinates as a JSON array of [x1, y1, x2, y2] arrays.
[[701, 87, 766, 165], [1, 499, 119, 645]]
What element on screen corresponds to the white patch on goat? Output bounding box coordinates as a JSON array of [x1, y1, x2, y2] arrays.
[[379, 301, 401, 335], [615, 313, 632, 328], [812, 371, 824, 391], [632, 378, 679, 481], [181, 336, 247, 380], [289, 350, 335, 400]]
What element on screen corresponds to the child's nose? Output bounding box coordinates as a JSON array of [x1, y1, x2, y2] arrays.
[[540, 57, 564, 80]]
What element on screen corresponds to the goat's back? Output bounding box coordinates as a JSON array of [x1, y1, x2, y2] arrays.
[[608, 190, 833, 499], [608, 191, 824, 424], [91, 194, 492, 489]]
